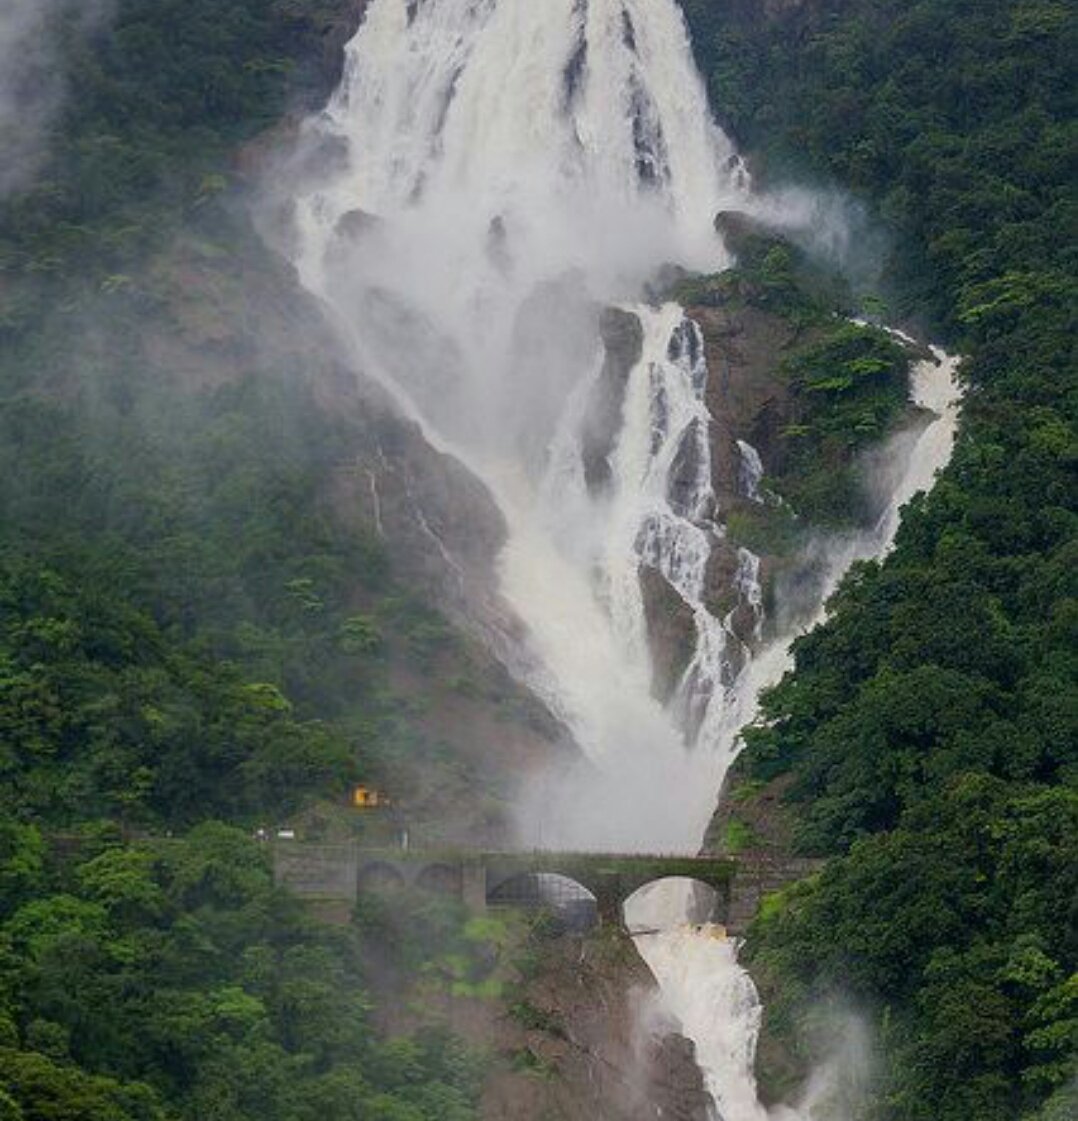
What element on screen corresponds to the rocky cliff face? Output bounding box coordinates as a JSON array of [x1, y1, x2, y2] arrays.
[[595, 284, 800, 705], [633, 208, 932, 688], [694, 300, 800, 501], [140, 221, 519, 631], [640, 564, 698, 703], [60, 211, 572, 847], [689, 293, 802, 650], [479, 927, 713, 1121], [581, 307, 645, 493], [362, 909, 713, 1121]]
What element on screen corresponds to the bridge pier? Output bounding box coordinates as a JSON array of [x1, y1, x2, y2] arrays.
[[591, 871, 623, 925], [462, 858, 487, 911]]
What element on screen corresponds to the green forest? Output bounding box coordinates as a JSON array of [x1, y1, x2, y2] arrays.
[[680, 0, 1076, 1117], [0, 2, 500, 1117]]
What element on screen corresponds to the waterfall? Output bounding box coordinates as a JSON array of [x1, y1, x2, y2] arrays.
[[286, 1, 963, 1116], [292, 0, 758, 852], [736, 440, 766, 502], [623, 347, 962, 1121]]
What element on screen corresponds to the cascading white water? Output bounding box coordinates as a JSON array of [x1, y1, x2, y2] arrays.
[[627, 885, 873, 1121], [287, 2, 963, 1116], [624, 348, 962, 1121], [503, 300, 766, 849], [293, 0, 763, 852], [737, 440, 766, 503]]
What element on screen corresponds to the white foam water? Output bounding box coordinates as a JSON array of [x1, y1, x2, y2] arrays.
[[286, 1, 963, 1115], [624, 348, 962, 1121], [626, 880, 875, 1121], [291, 0, 765, 853]]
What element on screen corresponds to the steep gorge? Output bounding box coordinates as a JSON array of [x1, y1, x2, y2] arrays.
[[272, 1, 964, 1117]]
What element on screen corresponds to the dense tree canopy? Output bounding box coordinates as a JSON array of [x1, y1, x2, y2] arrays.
[[679, 1, 1077, 1116], [0, 822, 483, 1120], [1, 0, 1073, 1116], [0, 3, 493, 1117]]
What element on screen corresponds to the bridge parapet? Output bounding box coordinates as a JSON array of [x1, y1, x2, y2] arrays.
[[273, 841, 359, 902], [273, 843, 742, 925], [271, 844, 820, 934]]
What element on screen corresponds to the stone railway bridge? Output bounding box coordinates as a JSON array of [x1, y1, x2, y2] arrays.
[[273, 842, 821, 934]]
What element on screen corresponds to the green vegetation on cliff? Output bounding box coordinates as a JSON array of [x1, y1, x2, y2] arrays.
[[0, 821, 482, 1120], [678, 230, 916, 526], [1, 0, 350, 290], [0, 2, 496, 1118], [680, 0, 1077, 1117]]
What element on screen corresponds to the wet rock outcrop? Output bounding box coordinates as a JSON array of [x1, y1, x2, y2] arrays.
[[668, 417, 712, 518], [581, 307, 644, 491], [693, 299, 800, 509], [479, 927, 714, 1121], [703, 537, 760, 652], [585, 293, 776, 705], [640, 565, 697, 703]]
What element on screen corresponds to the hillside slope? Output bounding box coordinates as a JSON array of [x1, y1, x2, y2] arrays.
[[679, 1, 1077, 1117], [0, 4, 563, 1118]]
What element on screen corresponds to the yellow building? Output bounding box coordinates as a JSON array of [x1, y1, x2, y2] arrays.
[[351, 785, 390, 810]]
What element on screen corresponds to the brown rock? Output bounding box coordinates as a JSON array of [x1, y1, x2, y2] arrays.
[[581, 307, 644, 491], [689, 301, 802, 506], [640, 565, 698, 703], [479, 927, 714, 1121], [714, 208, 788, 257], [668, 417, 714, 519]]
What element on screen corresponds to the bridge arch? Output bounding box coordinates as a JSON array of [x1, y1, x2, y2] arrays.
[[623, 876, 721, 936], [416, 862, 463, 894], [487, 872, 598, 933], [357, 861, 407, 893]]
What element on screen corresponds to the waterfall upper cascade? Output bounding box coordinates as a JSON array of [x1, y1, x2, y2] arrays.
[[288, 1, 963, 1117], [293, 0, 765, 853]]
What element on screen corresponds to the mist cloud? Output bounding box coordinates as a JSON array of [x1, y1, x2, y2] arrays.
[[0, 0, 107, 197], [751, 184, 890, 299]]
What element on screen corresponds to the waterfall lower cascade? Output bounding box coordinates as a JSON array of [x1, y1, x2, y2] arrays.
[[287, 1, 962, 1117], [626, 880, 875, 1121], [623, 337, 960, 1121]]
